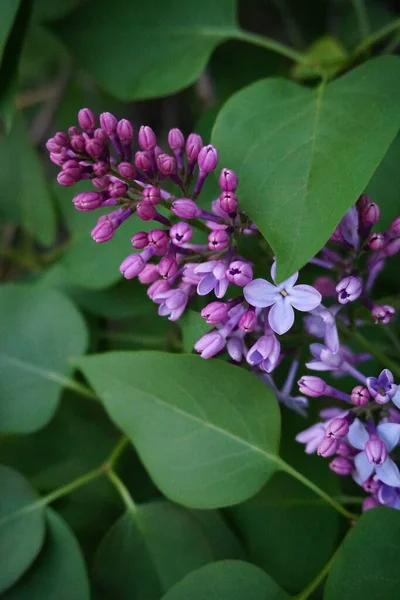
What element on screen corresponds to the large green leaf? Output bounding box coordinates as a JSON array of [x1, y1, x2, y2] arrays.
[[0, 285, 88, 433], [212, 56, 400, 280], [78, 351, 281, 508], [94, 501, 242, 599], [0, 0, 21, 57], [325, 508, 400, 600], [161, 560, 290, 600], [0, 465, 45, 594], [3, 509, 90, 600], [51, 0, 238, 100]]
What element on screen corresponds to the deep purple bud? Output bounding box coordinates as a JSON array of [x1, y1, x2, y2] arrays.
[[131, 231, 149, 249], [194, 331, 225, 359], [108, 180, 128, 198], [329, 456, 353, 475], [185, 133, 203, 164], [59, 159, 82, 185], [94, 128, 108, 144], [53, 132, 69, 147], [117, 119, 133, 142], [336, 275, 362, 304], [336, 442, 354, 457], [365, 435, 387, 465], [208, 229, 230, 251], [86, 138, 105, 159], [298, 376, 328, 397], [136, 202, 157, 221], [170, 222, 193, 245], [93, 161, 109, 177], [357, 194, 370, 211], [158, 255, 178, 279], [120, 254, 145, 279], [326, 417, 349, 439], [148, 229, 169, 252], [92, 176, 110, 191], [390, 216, 400, 236], [49, 151, 70, 166], [312, 276, 337, 297], [78, 108, 96, 131], [138, 264, 159, 284], [362, 497, 379, 512], [363, 476, 380, 494], [351, 385, 370, 406], [361, 202, 380, 225], [118, 162, 135, 179], [154, 146, 163, 161], [46, 137, 61, 153], [384, 236, 400, 257], [368, 232, 385, 250], [219, 192, 238, 216], [142, 186, 161, 206], [239, 310, 257, 332], [100, 112, 117, 135], [219, 168, 238, 192], [68, 126, 79, 137], [168, 128, 185, 150], [70, 134, 86, 153], [171, 198, 200, 219], [91, 218, 115, 243], [157, 153, 177, 176], [198, 145, 218, 173], [372, 304, 395, 324], [226, 261, 253, 287], [72, 191, 103, 211], [138, 125, 156, 150], [317, 437, 339, 457], [201, 301, 228, 324], [148, 279, 170, 299], [135, 150, 153, 172], [57, 171, 76, 186]]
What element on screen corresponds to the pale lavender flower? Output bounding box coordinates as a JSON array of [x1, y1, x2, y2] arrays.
[[305, 305, 340, 353], [195, 260, 229, 298], [246, 334, 280, 373], [296, 424, 326, 454], [367, 370, 397, 405], [153, 288, 189, 321]]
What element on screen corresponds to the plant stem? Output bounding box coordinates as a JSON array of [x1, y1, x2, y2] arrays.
[[106, 436, 130, 469], [296, 542, 343, 600], [40, 465, 104, 506], [233, 29, 305, 64], [62, 377, 99, 401], [353, 18, 400, 58], [351, 0, 370, 40], [107, 469, 138, 514]]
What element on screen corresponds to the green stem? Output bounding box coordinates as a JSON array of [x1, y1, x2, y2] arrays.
[[106, 436, 130, 468], [353, 18, 400, 57], [296, 542, 343, 600], [351, 0, 370, 39], [276, 457, 358, 520], [233, 29, 305, 64], [107, 469, 137, 514], [62, 377, 99, 401], [40, 465, 104, 506]]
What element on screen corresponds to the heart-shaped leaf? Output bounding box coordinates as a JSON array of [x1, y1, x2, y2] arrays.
[[78, 351, 281, 508], [212, 56, 400, 279]]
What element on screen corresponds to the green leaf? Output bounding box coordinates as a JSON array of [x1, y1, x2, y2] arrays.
[[94, 501, 238, 599], [0, 0, 21, 57], [212, 56, 400, 280], [325, 507, 400, 600], [78, 351, 281, 508], [0, 465, 45, 594], [3, 509, 90, 600], [179, 310, 211, 353], [0, 115, 56, 245], [161, 560, 290, 600], [0, 285, 88, 433], [292, 36, 347, 80], [51, 0, 238, 100]]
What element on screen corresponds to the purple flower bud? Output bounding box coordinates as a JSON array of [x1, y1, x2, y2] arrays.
[[108, 180, 128, 198], [91, 218, 115, 243], [148, 279, 170, 299], [312, 276, 337, 297], [226, 261, 253, 287], [168, 128, 185, 150], [336, 442, 354, 457], [171, 198, 200, 219], [298, 376, 328, 397], [53, 132, 69, 147], [58, 160, 82, 185], [118, 162, 135, 179], [201, 301, 228, 324], [78, 108, 96, 131], [198, 144, 218, 173], [138, 125, 156, 150], [368, 232, 384, 250], [329, 456, 353, 475], [142, 186, 161, 206], [194, 331, 225, 359], [94, 128, 107, 143], [208, 229, 229, 251], [384, 236, 400, 257], [362, 496, 379, 512], [317, 437, 339, 457], [357, 194, 370, 211], [372, 304, 395, 324], [219, 192, 238, 216], [46, 137, 62, 153], [363, 476, 380, 494], [326, 417, 349, 439], [120, 254, 145, 279], [117, 119, 133, 142], [361, 202, 380, 226], [158, 255, 178, 279], [227, 337, 246, 362], [86, 138, 106, 159], [157, 153, 177, 176], [219, 168, 238, 192], [70, 134, 86, 153], [93, 161, 109, 177], [170, 222, 193, 245], [68, 126, 79, 137], [336, 275, 362, 304], [154, 145, 163, 160], [100, 112, 117, 135], [390, 216, 400, 236], [135, 150, 153, 172], [72, 191, 103, 211], [351, 385, 370, 406], [136, 202, 156, 221], [131, 231, 149, 249], [365, 435, 387, 465], [138, 264, 159, 284], [367, 369, 397, 404], [185, 133, 203, 164], [239, 310, 257, 332], [92, 176, 110, 191], [148, 229, 169, 252]]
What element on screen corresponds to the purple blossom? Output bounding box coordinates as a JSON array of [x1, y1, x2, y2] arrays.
[[194, 331, 225, 359], [305, 305, 340, 353], [367, 369, 397, 405], [246, 334, 280, 373], [195, 261, 230, 299], [336, 275, 362, 304], [153, 287, 189, 321]]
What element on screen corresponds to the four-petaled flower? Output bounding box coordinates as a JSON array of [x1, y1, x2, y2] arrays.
[[366, 369, 398, 405]]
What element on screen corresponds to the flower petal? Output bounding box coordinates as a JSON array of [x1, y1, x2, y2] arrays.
[[354, 451, 374, 482], [215, 277, 229, 299], [271, 261, 298, 288], [268, 299, 295, 335], [243, 278, 278, 308], [197, 273, 216, 296], [305, 359, 332, 371], [392, 386, 400, 409], [194, 261, 217, 274], [378, 484, 398, 506], [377, 423, 400, 452], [289, 285, 322, 312], [376, 458, 400, 487], [325, 323, 339, 353], [348, 418, 369, 450]]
